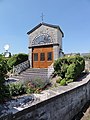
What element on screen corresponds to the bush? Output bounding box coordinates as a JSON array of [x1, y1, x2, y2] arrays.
[[65, 64, 76, 80], [54, 55, 85, 83], [26, 84, 36, 94], [66, 79, 74, 84], [60, 79, 67, 86], [54, 57, 68, 78], [32, 77, 46, 89], [8, 83, 26, 96], [56, 77, 62, 83], [26, 78, 47, 94], [7, 53, 28, 69]]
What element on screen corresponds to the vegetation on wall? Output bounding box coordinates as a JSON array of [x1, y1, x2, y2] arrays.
[[54, 55, 85, 85]]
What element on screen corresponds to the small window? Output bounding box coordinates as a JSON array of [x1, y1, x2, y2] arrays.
[[34, 53, 38, 61], [47, 52, 52, 61], [40, 53, 45, 61]]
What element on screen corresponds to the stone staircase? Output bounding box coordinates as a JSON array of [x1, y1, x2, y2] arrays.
[[9, 68, 49, 83]]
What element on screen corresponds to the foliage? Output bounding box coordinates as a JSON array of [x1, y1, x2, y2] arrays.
[[54, 57, 69, 78], [7, 53, 28, 69], [60, 79, 67, 86], [32, 77, 46, 89], [26, 83, 36, 94], [26, 78, 46, 94], [0, 59, 10, 103], [6, 78, 46, 97], [8, 83, 26, 96], [66, 79, 73, 84], [0, 53, 29, 102], [54, 55, 85, 84], [65, 63, 76, 80], [56, 77, 62, 83]]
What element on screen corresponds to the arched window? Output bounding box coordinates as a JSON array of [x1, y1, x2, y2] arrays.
[[32, 34, 53, 46]]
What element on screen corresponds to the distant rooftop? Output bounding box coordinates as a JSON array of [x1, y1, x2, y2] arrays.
[[81, 53, 90, 56]]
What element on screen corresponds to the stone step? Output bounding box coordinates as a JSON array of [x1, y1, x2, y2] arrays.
[[11, 75, 48, 82], [21, 69, 47, 74], [25, 68, 48, 73], [10, 68, 49, 82], [21, 72, 48, 76]]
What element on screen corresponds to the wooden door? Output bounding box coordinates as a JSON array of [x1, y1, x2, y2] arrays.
[[32, 46, 53, 68]]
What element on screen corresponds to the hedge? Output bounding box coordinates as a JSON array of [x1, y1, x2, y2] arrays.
[[54, 55, 85, 82]]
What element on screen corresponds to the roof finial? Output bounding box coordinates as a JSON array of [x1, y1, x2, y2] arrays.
[[41, 13, 44, 22]]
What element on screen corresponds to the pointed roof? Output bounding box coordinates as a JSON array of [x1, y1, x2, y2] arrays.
[[27, 22, 64, 37]]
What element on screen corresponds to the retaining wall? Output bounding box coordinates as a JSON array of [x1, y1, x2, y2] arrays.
[[1, 74, 90, 120]]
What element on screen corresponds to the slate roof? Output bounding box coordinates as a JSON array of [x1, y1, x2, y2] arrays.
[[27, 22, 64, 37]]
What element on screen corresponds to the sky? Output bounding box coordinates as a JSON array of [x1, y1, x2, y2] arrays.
[[0, 0, 90, 54]]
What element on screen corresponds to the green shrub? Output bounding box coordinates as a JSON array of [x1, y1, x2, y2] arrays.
[[31, 77, 46, 89], [66, 79, 74, 84], [7, 53, 28, 69], [56, 79, 60, 83], [56, 77, 62, 83], [26, 85, 36, 94], [8, 83, 26, 96], [60, 79, 67, 86], [65, 64, 76, 80], [60, 64, 69, 78], [26, 78, 46, 94], [54, 55, 85, 83], [54, 58, 68, 78]]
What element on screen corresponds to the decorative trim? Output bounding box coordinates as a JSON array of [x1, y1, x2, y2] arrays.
[[28, 43, 59, 49]]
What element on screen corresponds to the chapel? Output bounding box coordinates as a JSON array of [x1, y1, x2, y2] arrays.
[[27, 22, 64, 68]]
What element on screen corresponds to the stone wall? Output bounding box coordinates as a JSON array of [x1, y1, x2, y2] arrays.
[[1, 74, 90, 120], [13, 60, 30, 75]]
